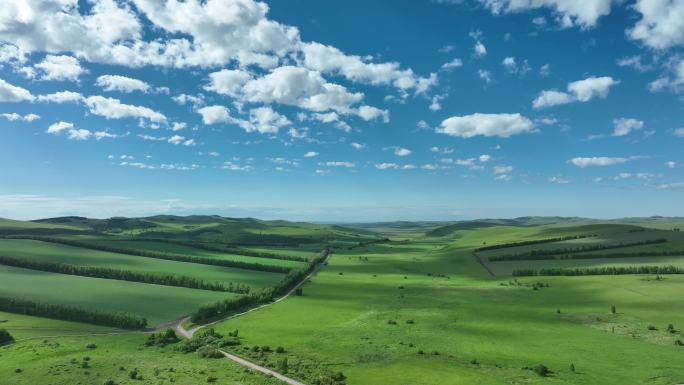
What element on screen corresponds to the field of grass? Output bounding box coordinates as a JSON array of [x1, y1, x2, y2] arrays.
[[0, 238, 284, 288], [0, 265, 232, 325], [3, 216, 684, 385], [210, 225, 684, 385]]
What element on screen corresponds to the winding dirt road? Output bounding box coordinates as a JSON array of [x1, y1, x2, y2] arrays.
[[220, 350, 307, 385]]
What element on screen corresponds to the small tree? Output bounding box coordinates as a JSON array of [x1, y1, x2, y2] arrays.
[[0, 329, 13, 345], [611, 305, 616, 314], [569, 363, 575, 373], [533, 364, 551, 377]]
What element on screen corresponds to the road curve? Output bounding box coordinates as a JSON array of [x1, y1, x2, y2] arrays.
[[220, 350, 307, 385]]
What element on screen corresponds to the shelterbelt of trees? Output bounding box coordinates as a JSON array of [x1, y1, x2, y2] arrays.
[[2, 236, 293, 274], [0, 296, 147, 329], [0, 255, 250, 293], [487, 239, 667, 262], [191, 249, 330, 323], [132, 238, 310, 262], [513, 265, 684, 277]]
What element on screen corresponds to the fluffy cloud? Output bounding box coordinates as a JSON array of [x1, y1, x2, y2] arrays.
[[301, 42, 436, 93], [436, 113, 535, 138], [197, 105, 231, 125], [628, 0, 684, 49], [204, 69, 252, 97], [394, 147, 412, 157], [673, 127, 684, 137], [95, 75, 150, 93], [494, 165, 513, 174], [46, 121, 91, 140], [320, 161, 355, 168], [533, 76, 618, 108], [612, 118, 644, 137], [568, 156, 632, 167], [33, 55, 84, 81], [441, 58, 463, 70], [1, 112, 39, 122], [37, 90, 83, 103], [0, 78, 34, 102], [479, 0, 615, 28], [167, 135, 195, 146], [304, 151, 318, 158], [84, 96, 166, 122], [240, 106, 291, 134]]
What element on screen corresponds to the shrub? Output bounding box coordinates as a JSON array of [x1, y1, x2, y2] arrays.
[[667, 324, 678, 333], [569, 363, 575, 373], [129, 369, 138, 379], [406, 320, 415, 324], [417, 350, 424, 355], [197, 346, 223, 359], [647, 325, 657, 331], [675, 339, 684, 346], [387, 320, 397, 325], [0, 329, 13, 345], [15, 368, 22, 373], [276, 346, 285, 353], [533, 364, 551, 377], [295, 288, 303, 296], [104, 380, 117, 385], [207, 376, 217, 383], [611, 305, 616, 314], [261, 345, 271, 352], [86, 343, 97, 349]]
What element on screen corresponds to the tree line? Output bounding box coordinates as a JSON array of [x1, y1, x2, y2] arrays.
[[191, 249, 330, 323], [475, 233, 598, 252], [0, 296, 147, 329], [0, 255, 250, 293], [3, 236, 293, 274], [566, 249, 684, 260], [487, 239, 667, 262], [512, 265, 684, 277]]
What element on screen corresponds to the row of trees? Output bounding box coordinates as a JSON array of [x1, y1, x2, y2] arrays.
[[0, 255, 250, 293], [488, 238, 667, 262], [3, 236, 293, 274], [475, 233, 598, 252], [567, 249, 684, 260], [512, 265, 684, 277], [191, 249, 330, 323], [0, 296, 147, 329]]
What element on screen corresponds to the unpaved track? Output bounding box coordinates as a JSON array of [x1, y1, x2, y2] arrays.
[[220, 350, 307, 385], [473, 252, 496, 277]]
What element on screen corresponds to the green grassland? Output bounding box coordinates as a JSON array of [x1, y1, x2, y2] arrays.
[[2, 215, 684, 385], [0, 238, 285, 287]]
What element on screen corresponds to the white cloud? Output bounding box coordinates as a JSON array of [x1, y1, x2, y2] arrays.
[[548, 176, 570, 184], [436, 113, 535, 138], [0, 78, 34, 102], [473, 40, 487, 57], [351, 142, 366, 150], [501, 56, 531, 76], [320, 161, 355, 168], [478, 69, 493, 84], [197, 105, 231, 125], [240, 106, 291, 134], [479, 154, 492, 162], [666, 161, 677, 169], [356, 105, 389, 122], [494, 164, 513, 174], [301, 42, 436, 93], [46, 121, 91, 140], [34, 55, 84, 81], [171, 122, 187, 131], [375, 162, 400, 170], [616, 55, 651, 72], [167, 135, 194, 146], [95, 74, 150, 93], [533, 76, 619, 109], [568, 156, 632, 167], [84, 95, 166, 122], [304, 151, 319, 158], [612, 118, 644, 137], [1, 112, 39, 122], [479, 0, 615, 28], [674, 127, 684, 137], [628, 0, 684, 50], [394, 147, 412, 157], [441, 58, 463, 70], [37, 90, 83, 103], [173, 93, 205, 107], [204, 69, 252, 97]]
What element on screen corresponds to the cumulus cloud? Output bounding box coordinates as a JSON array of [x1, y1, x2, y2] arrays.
[[95, 75, 150, 93], [533, 76, 619, 108], [351, 142, 366, 150], [612, 118, 644, 137], [479, 0, 615, 28], [0, 78, 34, 102], [197, 105, 231, 125], [568, 156, 633, 167], [628, 0, 684, 50], [441, 58, 463, 70], [394, 147, 412, 157], [240, 106, 291, 134], [436, 113, 535, 138], [46, 121, 91, 140], [304, 151, 318, 158], [37, 90, 83, 103], [33, 55, 84, 81], [84, 95, 166, 122], [1, 112, 39, 122]]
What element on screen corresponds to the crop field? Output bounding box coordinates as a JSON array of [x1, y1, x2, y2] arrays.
[[0, 311, 122, 340]]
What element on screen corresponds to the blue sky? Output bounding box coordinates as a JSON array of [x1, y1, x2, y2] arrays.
[[1, 0, 683, 221]]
